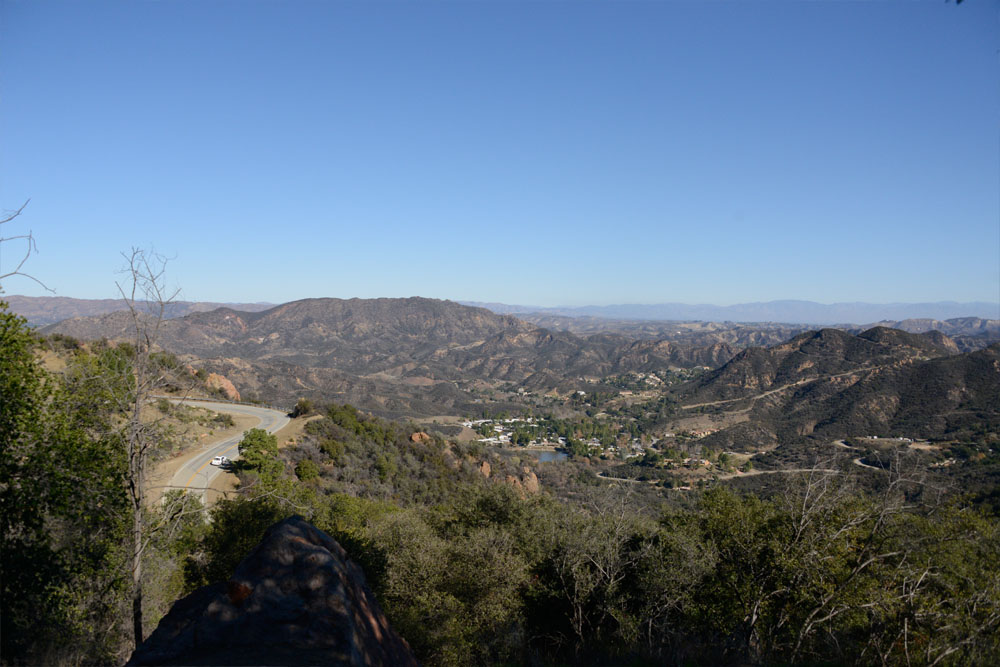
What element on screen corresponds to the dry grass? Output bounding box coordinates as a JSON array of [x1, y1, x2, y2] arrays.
[[273, 414, 323, 449]]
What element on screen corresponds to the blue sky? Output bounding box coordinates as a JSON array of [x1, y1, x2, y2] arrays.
[[1, 0, 998, 307]]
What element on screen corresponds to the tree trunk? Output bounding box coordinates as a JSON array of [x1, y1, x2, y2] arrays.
[[131, 441, 144, 648], [117, 249, 178, 651], [132, 586, 143, 648]]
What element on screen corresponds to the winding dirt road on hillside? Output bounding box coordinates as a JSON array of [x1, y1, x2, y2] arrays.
[[680, 367, 882, 411], [156, 399, 289, 504]]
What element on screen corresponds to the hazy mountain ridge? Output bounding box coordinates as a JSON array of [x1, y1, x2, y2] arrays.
[[508, 312, 999, 353], [13, 295, 996, 330], [3, 295, 275, 326], [464, 299, 1000, 326]]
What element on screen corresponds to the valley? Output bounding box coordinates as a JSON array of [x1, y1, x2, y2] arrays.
[[4, 5, 998, 663], [4, 294, 999, 666], [30, 296, 1000, 499]]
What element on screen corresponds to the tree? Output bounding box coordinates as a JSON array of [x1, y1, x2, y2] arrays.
[[291, 397, 314, 417], [238, 427, 283, 482], [0, 302, 63, 658], [295, 459, 320, 481], [103, 248, 180, 648], [0, 302, 132, 663], [1, 236, 181, 658]]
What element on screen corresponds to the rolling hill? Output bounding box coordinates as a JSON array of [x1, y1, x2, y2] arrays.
[[41, 297, 739, 417], [681, 327, 997, 443]]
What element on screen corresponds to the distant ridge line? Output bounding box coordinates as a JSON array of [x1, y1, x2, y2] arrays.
[[460, 300, 1000, 326], [6, 294, 998, 328]]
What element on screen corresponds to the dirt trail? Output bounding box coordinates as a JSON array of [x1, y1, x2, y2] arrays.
[[830, 440, 888, 471], [715, 467, 839, 481], [681, 379, 811, 410], [681, 367, 879, 411], [852, 457, 883, 471], [597, 466, 840, 486]]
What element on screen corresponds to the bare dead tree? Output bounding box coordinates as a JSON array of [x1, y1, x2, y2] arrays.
[[115, 248, 180, 648], [0, 200, 53, 293]]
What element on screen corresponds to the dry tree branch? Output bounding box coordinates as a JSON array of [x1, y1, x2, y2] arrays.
[[0, 199, 54, 293]]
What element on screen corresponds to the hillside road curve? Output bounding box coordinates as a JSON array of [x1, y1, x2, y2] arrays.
[[162, 399, 289, 503]]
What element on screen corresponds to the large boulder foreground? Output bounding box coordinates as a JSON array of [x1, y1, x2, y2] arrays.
[[128, 516, 418, 666]]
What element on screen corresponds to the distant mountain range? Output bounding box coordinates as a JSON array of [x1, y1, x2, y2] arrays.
[[6, 295, 997, 329], [10, 294, 999, 362], [2, 295, 275, 326], [462, 300, 1000, 325], [38, 297, 737, 417], [30, 296, 999, 437], [510, 313, 999, 354]]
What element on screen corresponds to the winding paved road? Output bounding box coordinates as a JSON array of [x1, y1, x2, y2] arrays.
[[163, 399, 289, 503]]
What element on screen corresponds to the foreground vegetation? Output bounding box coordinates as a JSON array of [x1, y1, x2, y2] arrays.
[[3, 301, 999, 665]]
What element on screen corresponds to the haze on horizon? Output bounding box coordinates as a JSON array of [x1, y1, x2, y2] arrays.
[[1, 1, 997, 308]]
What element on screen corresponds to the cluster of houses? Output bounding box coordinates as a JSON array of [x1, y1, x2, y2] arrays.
[[463, 417, 566, 448], [464, 417, 653, 458], [463, 417, 745, 473]]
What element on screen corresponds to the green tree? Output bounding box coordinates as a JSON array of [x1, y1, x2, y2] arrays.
[[187, 495, 291, 587], [296, 459, 320, 481], [291, 397, 314, 417], [238, 427, 283, 481], [0, 303, 131, 663], [641, 450, 663, 467], [0, 302, 65, 659], [566, 437, 591, 458]]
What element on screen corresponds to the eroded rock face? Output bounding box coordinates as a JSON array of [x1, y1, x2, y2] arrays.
[[127, 516, 417, 667], [521, 467, 540, 494], [503, 467, 540, 497], [206, 372, 241, 401]]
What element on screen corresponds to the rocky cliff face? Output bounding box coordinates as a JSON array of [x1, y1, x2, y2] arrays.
[[127, 516, 417, 667], [205, 372, 240, 401]]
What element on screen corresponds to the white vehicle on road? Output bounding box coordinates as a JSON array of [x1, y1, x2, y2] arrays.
[[165, 399, 288, 505]]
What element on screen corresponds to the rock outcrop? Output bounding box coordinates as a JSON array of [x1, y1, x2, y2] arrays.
[[205, 372, 241, 401], [521, 467, 540, 494], [504, 466, 540, 497], [127, 516, 417, 666]]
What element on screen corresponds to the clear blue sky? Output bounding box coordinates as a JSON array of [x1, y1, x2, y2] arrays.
[[1, 0, 998, 307]]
